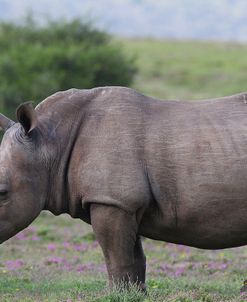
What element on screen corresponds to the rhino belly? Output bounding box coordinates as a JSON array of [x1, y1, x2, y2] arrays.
[[139, 154, 247, 249]]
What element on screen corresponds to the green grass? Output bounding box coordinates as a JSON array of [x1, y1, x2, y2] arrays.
[[121, 38, 247, 100], [1, 39, 247, 301], [0, 212, 246, 301]]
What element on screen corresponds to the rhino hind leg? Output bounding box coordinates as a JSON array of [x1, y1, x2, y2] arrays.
[[90, 204, 146, 291]]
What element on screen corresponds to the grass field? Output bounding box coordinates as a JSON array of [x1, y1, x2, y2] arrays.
[[122, 39, 247, 100], [0, 39, 247, 301], [0, 213, 246, 302]]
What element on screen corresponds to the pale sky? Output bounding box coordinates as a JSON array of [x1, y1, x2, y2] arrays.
[[0, 0, 247, 41]]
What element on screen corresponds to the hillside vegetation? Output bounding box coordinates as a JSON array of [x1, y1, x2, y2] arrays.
[[123, 38, 247, 100]]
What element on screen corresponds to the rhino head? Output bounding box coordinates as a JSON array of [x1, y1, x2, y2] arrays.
[[0, 103, 48, 243]]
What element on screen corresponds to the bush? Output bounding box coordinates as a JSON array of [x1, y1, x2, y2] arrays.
[[0, 19, 137, 117]]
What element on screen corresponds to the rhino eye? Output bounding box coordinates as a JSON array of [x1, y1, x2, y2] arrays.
[[0, 189, 8, 202], [0, 190, 7, 196]]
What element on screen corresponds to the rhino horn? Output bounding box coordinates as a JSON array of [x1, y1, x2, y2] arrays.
[[0, 113, 15, 131]]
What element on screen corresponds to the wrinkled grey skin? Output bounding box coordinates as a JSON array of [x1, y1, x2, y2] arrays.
[[0, 87, 247, 290]]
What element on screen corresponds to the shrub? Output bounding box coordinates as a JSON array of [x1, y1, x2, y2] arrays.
[[0, 19, 137, 117]]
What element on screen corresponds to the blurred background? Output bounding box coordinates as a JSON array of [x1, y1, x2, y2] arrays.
[[1, 0, 247, 118], [0, 1, 247, 301]]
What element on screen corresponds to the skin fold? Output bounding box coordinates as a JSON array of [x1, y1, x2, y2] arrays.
[[0, 87, 246, 290]]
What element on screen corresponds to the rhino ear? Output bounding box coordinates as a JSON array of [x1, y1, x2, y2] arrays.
[[16, 102, 38, 134], [0, 113, 15, 132]]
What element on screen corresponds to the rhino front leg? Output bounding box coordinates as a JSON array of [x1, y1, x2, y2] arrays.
[[90, 204, 146, 291]]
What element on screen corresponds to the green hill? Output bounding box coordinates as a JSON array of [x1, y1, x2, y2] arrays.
[[122, 38, 247, 100]]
